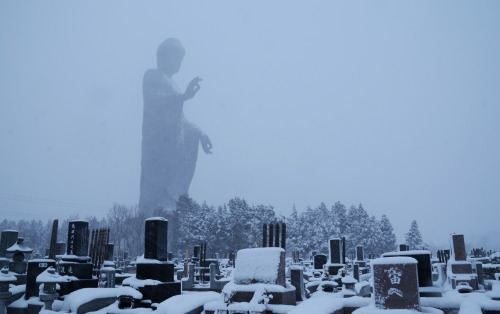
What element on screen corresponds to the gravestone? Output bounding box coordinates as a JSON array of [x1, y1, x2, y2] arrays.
[[399, 244, 410, 252], [356, 245, 364, 261], [25, 259, 56, 299], [145, 218, 168, 261], [290, 266, 306, 301], [329, 238, 343, 264], [134, 217, 180, 303], [353, 264, 360, 282], [452, 234, 466, 261], [382, 250, 433, 287], [372, 257, 420, 311], [107, 244, 114, 261], [58, 221, 96, 295], [314, 254, 327, 270], [327, 238, 344, 276], [0, 231, 18, 258]]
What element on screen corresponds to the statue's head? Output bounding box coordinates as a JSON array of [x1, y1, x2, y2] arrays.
[[157, 38, 185, 76]]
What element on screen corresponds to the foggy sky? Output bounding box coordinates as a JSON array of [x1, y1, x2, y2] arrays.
[[1, 1, 499, 248]]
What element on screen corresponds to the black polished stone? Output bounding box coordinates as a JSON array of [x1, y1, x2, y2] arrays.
[[136, 262, 174, 282], [57, 261, 93, 279], [138, 281, 181, 303], [0, 230, 18, 258], [356, 245, 364, 261], [314, 254, 327, 270], [382, 252, 432, 287], [144, 219, 168, 261], [25, 260, 56, 299], [329, 239, 342, 264], [452, 234, 467, 261], [67, 221, 89, 256]]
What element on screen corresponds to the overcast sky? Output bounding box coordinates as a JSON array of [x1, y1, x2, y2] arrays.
[[1, 1, 499, 248]]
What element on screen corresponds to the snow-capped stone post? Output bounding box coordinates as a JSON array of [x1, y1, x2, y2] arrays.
[[290, 265, 306, 301], [372, 257, 420, 311]]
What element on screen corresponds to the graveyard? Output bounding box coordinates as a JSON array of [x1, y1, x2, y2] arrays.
[[0, 218, 499, 314]]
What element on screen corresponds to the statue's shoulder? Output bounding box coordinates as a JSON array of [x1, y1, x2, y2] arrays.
[[143, 68, 164, 81]]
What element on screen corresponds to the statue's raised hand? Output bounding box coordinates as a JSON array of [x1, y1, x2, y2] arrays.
[[200, 132, 213, 154], [183, 77, 202, 101]]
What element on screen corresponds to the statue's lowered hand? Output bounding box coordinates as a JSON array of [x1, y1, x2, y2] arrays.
[[183, 76, 202, 100], [201, 133, 213, 154]]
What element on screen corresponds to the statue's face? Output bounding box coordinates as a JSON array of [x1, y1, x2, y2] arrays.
[[158, 49, 184, 76]]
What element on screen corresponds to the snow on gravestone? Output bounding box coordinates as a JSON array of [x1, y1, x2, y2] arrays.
[[233, 247, 286, 287], [372, 257, 420, 311]]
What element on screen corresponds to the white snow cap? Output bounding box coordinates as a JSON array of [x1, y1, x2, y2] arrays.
[[145, 217, 168, 222], [234, 247, 284, 284], [371, 257, 417, 265]]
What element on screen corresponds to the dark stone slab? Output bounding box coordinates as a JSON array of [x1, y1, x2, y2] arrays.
[[268, 224, 274, 247], [290, 267, 305, 301], [144, 218, 168, 261], [327, 264, 344, 277], [382, 251, 433, 287], [76, 297, 116, 314], [373, 257, 420, 311], [9, 261, 27, 274], [356, 245, 364, 261], [136, 262, 174, 282], [107, 244, 114, 261], [25, 259, 55, 299], [452, 263, 473, 274], [59, 278, 98, 296], [231, 286, 296, 305], [399, 244, 409, 251], [193, 245, 201, 261], [275, 223, 280, 248], [329, 238, 342, 264], [353, 264, 360, 282], [452, 234, 467, 261], [57, 261, 93, 279], [138, 281, 181, 303], [56, 242, 66, 256], [67, 221, 89, 256], [0, 231, 18, 258], [314, 254, 327, 270], [476, 263, 484, 285], [262, 224, 267, 247]]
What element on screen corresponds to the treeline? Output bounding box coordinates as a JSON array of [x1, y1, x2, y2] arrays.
[[0, 196, 401, 259]]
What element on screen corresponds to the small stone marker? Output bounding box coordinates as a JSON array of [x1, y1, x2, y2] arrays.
[[372, 257, 420, 311], [356, 245, 364, 261], [314, 254, 327, 270]]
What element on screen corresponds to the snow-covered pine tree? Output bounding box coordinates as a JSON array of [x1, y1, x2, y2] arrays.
[[379, 214, 397, 254], [405, 220, 423, 250]]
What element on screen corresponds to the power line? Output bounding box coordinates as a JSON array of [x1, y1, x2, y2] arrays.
[[0, 192, 109, 212]]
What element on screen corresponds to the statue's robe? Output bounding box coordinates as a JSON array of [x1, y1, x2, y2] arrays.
[[139, 69, 201, 211]]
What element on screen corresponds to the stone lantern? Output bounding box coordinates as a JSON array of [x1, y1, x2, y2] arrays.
[[99, 261, 116, 288], [341, 276, 357, 298], [0, 267, 16, 314], [36, 266, 66, 310], [6, 238, 32, 275]]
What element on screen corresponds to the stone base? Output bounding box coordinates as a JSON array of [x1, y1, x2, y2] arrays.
[[57, 261, 93, 279], [59, 278, 98, 296], [230, 286, 296, 306], [136, 262, 174, 282], [14, 274, 27, 285], [327, 264, 345, 277], [138, 281, 181, 303]]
